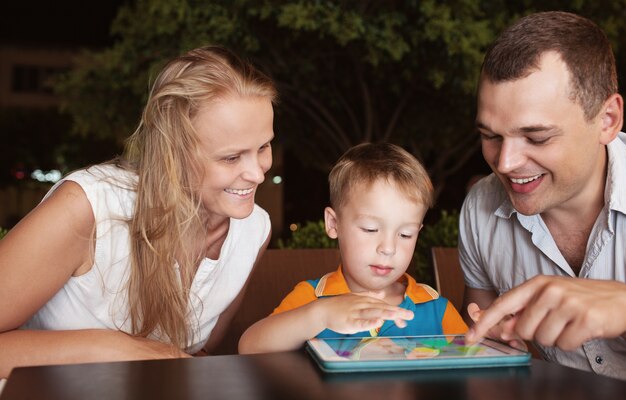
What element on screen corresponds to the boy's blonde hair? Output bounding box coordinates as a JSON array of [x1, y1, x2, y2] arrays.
[[328, 142, 434, 211]]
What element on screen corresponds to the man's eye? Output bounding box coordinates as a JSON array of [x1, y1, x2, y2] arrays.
[[527, 137, 550, 145], [479, 132, 500, 141]]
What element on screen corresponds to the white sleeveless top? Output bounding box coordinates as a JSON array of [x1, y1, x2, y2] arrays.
[[22, 164, 271, 353]]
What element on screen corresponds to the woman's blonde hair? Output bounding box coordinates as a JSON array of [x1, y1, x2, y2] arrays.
[[121, 46, 276, 349]]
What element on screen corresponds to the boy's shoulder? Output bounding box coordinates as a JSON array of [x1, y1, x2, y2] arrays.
[[311, 271, 442, 305], [310, 268, 350, 298], [404, 275, 440, 304]]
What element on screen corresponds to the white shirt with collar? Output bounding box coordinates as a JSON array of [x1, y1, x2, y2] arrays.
[[459, 132, 626, 380]]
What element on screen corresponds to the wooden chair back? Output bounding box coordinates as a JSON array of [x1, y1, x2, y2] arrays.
[[431, 246, 465, 312], [214, 248, 340, 354]]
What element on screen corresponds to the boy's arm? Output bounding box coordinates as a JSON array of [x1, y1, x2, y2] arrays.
[[239, 290, 414, 354], [441, 300, 468, 334], [238, 280, 322, 353], [238, 299, 328, 354]]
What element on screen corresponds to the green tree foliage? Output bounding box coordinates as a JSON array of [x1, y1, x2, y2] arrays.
[[277, 220, 337, 249], [56, 0, 626, 197], [413, 209, 460, 284]]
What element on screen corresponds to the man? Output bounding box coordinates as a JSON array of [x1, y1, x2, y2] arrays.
[[460, 11, 626, 380]]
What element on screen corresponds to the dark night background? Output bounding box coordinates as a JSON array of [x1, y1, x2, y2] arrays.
[[0, 1, 491, 236], [1, 1, 123, 46]]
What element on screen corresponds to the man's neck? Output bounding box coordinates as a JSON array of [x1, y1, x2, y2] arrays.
[[541, 149, 609, 275]]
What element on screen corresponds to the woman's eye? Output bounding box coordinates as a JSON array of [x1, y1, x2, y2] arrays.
[[224, 155, 240, 163]]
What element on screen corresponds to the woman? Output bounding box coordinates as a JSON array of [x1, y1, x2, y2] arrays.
[[0, 46, 277, 378]]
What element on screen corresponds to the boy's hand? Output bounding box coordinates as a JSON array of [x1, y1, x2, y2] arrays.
[[318, 292, 414, 334], [466, 303, 527, 351]]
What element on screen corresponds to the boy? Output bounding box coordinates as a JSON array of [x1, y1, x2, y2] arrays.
[[239, 143, 467, 354]]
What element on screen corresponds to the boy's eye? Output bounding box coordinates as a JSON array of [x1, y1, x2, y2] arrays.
[[399, 233, 413, 239], [361, 228, 378, 233]]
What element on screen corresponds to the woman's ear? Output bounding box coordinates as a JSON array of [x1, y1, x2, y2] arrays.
[[599, 93, 623, 144], [324, 207, 339, 239]]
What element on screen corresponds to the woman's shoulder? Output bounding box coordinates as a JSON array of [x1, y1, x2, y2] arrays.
[[71, 164, 137, 190], [48, 163, 138, 220]]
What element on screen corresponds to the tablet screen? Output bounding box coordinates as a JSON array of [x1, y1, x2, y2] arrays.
[[309, 335, 525, 362]]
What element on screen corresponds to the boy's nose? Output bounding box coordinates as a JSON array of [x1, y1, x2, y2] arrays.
[[377, 239, 396, 256]]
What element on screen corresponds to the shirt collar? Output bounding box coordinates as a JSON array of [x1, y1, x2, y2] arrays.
[[606, 132, 626, 215], [314, 265, 439, 304]]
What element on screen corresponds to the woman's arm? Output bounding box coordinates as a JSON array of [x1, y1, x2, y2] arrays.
[[0, 182, 189, 378], [0, 181, 95, 331], [0, 329, 189, 379]]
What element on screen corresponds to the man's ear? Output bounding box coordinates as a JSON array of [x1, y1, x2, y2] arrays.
[[599, 93, 623, 144], [324, 207, 339, 239]]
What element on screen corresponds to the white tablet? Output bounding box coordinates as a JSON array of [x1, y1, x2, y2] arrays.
[[306, 335, 531, 373]]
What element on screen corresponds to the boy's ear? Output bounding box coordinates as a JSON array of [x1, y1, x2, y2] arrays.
[[324, 207, 339, 239]]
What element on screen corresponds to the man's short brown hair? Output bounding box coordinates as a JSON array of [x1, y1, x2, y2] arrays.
[[481, 11, 617, 120]]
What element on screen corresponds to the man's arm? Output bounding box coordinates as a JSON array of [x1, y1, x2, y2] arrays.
[[461, 286, 497, 326], [466, 275, 626, 350], [463, 286, 528, 351]]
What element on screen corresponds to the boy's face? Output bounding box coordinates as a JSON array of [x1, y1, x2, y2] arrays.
[[324, 179, 427, 295]]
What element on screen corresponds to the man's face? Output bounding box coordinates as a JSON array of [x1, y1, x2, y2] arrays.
[[476, 52, 608, 217]]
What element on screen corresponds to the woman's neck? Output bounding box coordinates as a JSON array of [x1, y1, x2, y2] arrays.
[[203, 217, 230, 260]]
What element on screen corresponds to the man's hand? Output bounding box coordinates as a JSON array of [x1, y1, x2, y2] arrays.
[[320, 292, 414, 334], [466, 303, 527, 351], [465, 275, 626, 351]]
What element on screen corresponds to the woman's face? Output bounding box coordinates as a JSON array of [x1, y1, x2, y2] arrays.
[[193, 95, 274, 221]]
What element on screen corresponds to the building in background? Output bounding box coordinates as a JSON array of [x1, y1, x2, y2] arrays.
[[0, 43, 284, 237]]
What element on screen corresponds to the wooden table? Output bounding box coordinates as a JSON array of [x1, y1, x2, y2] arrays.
[[2, 350, 625, 400]]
